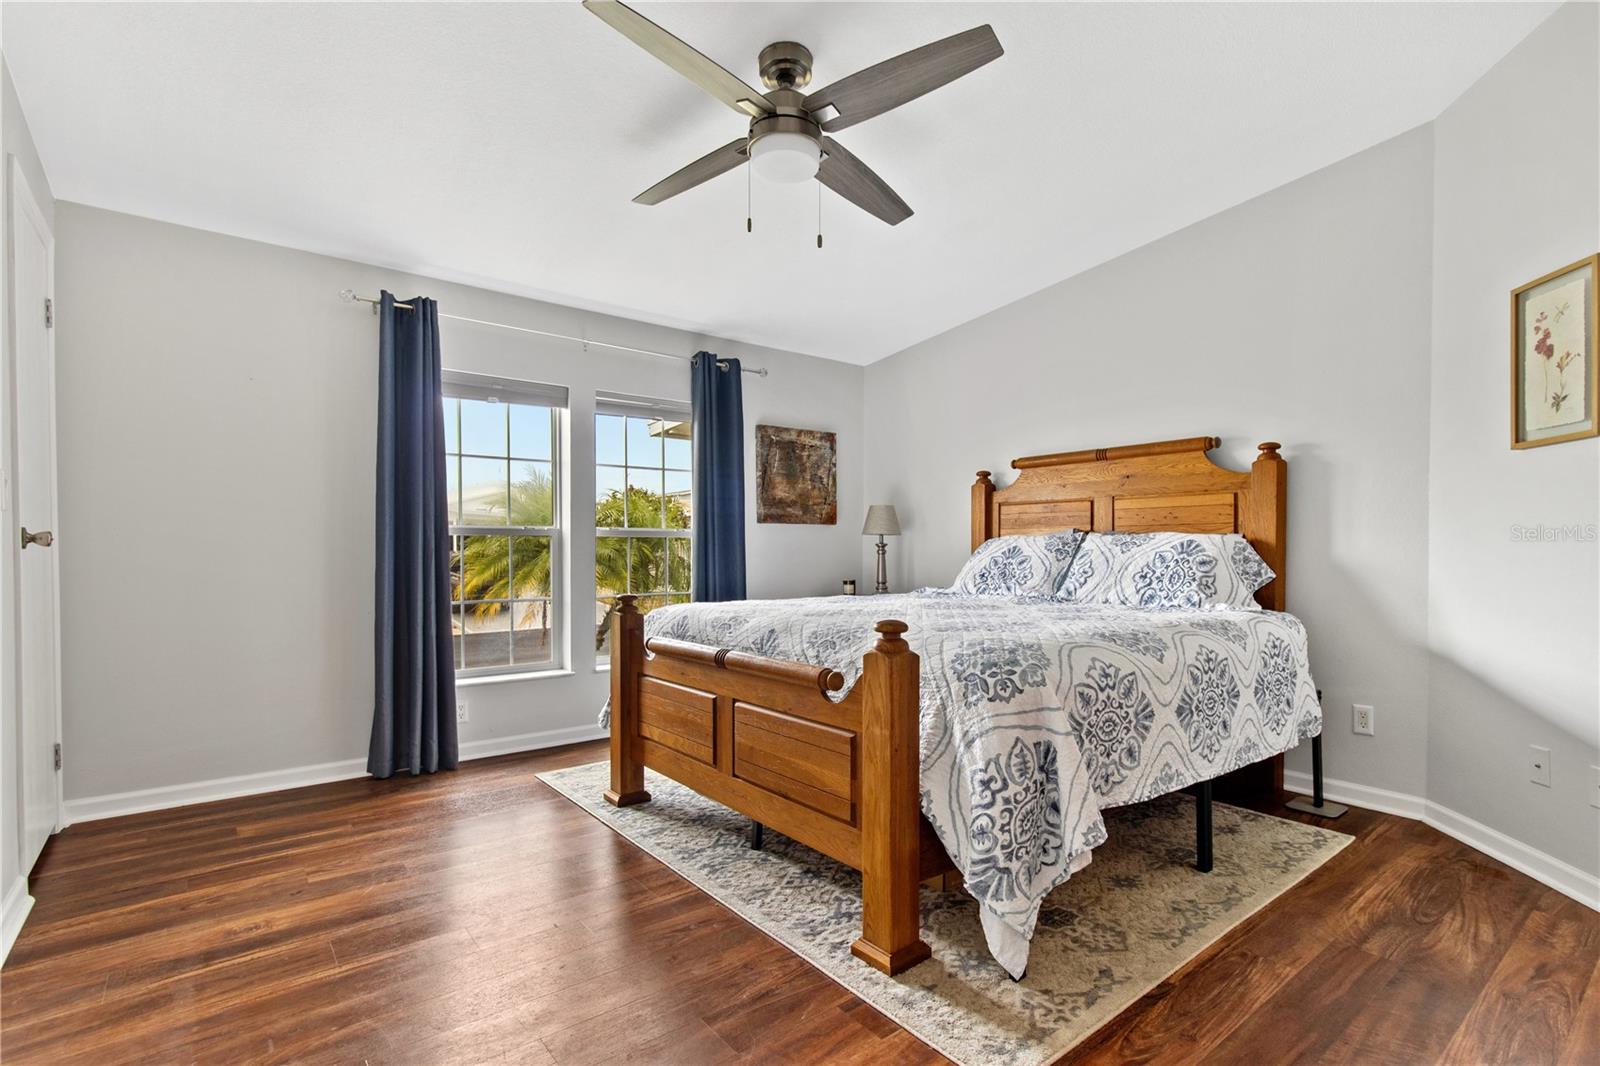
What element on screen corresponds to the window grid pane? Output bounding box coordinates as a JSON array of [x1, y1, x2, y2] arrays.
[[460, 398, 507, 457], [668, 537, 690, 593], [595, 414, 625, 466], [511, 461, 553, 527], [664, 433, 690, 470], [460, 457, 508, 526], [511, 598, 553, 665], [596, 465, 626, 528], [510, 405, 554, 462], [626, 468, 664, 529], [459, 600, 512, 671], [510, 535, 551, 600]]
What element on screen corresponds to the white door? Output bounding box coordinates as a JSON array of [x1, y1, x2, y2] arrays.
[[10, 160, 62, 870]]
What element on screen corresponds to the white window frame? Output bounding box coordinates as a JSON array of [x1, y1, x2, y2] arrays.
[[444, 371, 567, 680], [594, 393, 692, 663]]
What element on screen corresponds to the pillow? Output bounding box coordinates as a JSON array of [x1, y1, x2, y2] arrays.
[[1056, 532, 1274, 610], [952, 531, 1086, 598]]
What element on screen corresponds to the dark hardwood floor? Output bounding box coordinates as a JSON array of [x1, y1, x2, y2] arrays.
[[2, 741, 1595, 1065]]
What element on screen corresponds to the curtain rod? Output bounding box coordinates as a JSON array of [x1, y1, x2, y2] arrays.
[[338, 290, 767, 377]]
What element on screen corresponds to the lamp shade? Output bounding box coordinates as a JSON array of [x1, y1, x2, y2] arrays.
[[750, 131, 821, 183], [862, 505, 901, 537]]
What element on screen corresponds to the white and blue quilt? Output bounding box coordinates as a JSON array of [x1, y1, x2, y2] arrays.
[[631, 590, 1322, 977]]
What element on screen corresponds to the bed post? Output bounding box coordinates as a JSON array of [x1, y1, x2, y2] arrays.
[[1245, 442, 1287, 611], [1227, 441, 1288, 798], [851, 620, 931, 976], [604, 594, 650, 807], [972, 471, 994, 551]]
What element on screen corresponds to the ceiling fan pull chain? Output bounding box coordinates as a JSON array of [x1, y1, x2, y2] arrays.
[[817, 181, 823, 249], [746, 143, 753, 233]]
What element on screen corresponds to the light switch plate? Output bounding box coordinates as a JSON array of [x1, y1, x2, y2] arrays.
[[1529, 745, 1551, 787]]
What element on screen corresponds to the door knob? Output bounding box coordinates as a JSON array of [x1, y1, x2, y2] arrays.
[[20, 527, 53, 549]]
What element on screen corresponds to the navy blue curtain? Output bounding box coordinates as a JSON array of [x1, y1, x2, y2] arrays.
[[368, 292, 458, 778], [691, 352, 746, 601]]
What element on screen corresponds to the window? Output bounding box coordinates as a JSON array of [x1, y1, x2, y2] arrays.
[[443, 373, 567, 677], [595, 395, 691, 658]]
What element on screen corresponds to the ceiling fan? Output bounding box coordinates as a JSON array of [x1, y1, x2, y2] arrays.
[[581, 0, 1003, 227]]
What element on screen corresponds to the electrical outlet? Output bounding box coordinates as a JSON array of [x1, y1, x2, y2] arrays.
[[456, 700, 470, 724], [1590, 766, 1600, 809], [1529, 745, 1551, 788], [1352, 704, 1374, 736]]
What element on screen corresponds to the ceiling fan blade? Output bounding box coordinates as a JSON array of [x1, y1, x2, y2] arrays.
[[817, 137, 912, 226], [805, 25, 1002, 132], [634, 138, 749, 205], [582, 0, 774, 118]]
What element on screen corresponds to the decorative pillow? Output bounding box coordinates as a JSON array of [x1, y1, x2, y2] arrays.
[[952, 531, 1086, 598], [1056, 532, 1274, 610]]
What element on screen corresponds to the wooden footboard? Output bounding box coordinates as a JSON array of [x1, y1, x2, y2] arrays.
[[605, 594, 947, 974]]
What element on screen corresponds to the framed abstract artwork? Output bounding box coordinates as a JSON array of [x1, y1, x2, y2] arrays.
[[755, 425, 837, 524], [1511, 253, 1598, 449]]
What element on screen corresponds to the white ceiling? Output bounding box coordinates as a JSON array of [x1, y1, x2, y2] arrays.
[[2, 2, 1556, 364]]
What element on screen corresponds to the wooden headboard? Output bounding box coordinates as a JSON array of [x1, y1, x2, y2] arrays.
[[971, 436, 1287, 610]]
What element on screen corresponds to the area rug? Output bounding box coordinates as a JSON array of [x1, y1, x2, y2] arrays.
[[537, 762, 1351, 1066]]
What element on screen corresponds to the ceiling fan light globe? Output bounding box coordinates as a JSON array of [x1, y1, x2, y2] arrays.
[[750, 131, 821, 183]]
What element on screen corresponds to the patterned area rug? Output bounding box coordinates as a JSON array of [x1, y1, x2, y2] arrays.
[[538, 763, 1351, 1066]]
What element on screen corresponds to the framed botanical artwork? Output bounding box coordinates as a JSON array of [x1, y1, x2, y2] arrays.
[[1511, 253, 1598, 448], [755, 425, 837, 524]]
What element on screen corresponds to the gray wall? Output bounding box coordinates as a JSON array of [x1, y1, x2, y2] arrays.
[[862, 1, 1600, 879], [1427, 1, 1599, 874], [52, 204, 864, 803], [2, 54, 56, 928], [864, 127, 1439, 801]]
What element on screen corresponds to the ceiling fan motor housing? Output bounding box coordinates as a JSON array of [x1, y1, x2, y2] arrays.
[[747, 84, 822, 157], [758, 41, 813, 89]]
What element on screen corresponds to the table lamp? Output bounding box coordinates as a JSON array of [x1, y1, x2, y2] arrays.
[[862, 505, 901, 594]]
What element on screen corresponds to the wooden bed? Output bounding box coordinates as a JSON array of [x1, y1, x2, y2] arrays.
[[605, 436, 1289, 975]]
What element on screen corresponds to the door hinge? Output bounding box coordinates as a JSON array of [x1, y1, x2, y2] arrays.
[[53, 742, 62, 771], [44, 298, 53, 328]]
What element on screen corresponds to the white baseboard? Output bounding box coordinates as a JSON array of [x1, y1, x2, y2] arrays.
[[1285, 770, 1599, 911], [62, 725, 607, 826], [1423, 800, 1600, 911], [458, 725, 605, 762], [1283, 769, 1427, 820], [2, 876, 35, 965], [64, 756, 371, 825]]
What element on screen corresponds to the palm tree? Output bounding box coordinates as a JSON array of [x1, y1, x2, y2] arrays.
[[457, 472, 555, 639], [593, 486, 690, 650]]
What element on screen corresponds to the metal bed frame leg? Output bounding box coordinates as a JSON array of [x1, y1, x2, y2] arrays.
[[1286, 689, 1348, 818], [749, 820, 765, 850], [1313, 733, 1324, 805], [1195, 780, 1213, 873]]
